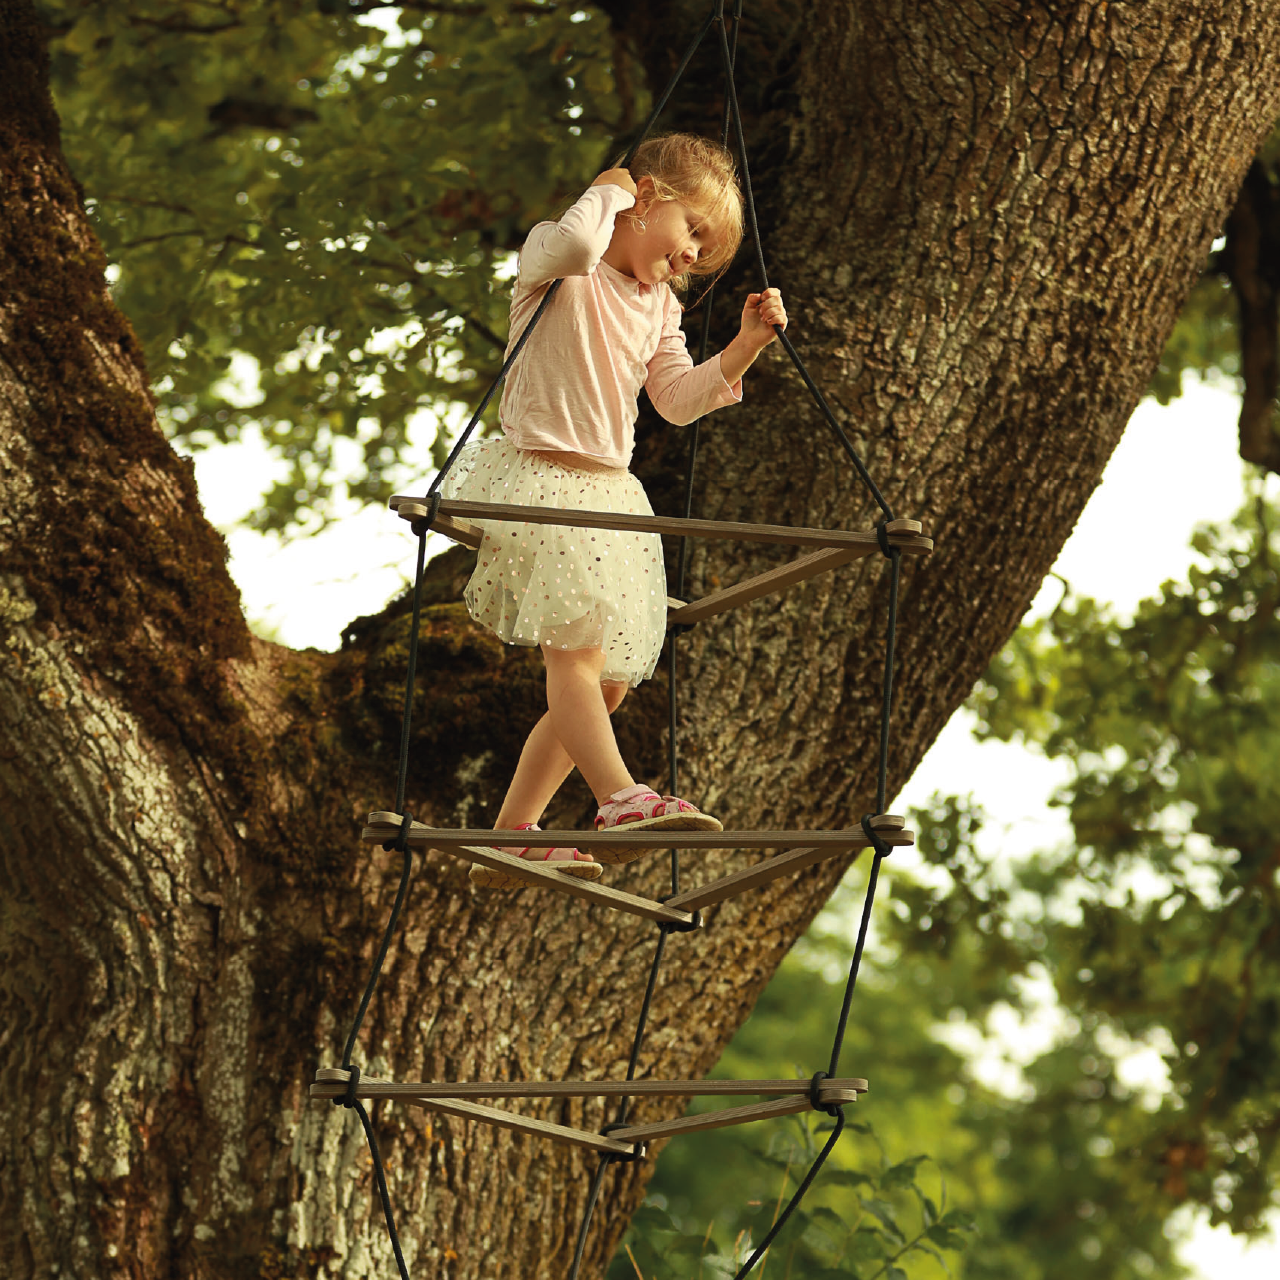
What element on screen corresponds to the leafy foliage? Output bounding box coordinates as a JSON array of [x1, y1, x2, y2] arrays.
[[610, 879, 1180, 1279], [39, 3, 1280, 529], [612, 493, 1280, 1277], [41, 0, 629, 528], [965, 488, 1280, 1235]]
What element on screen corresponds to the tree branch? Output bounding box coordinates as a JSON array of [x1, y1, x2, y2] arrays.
[[1221, 159, 1280, 473]]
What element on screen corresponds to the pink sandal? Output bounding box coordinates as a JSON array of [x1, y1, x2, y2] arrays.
[[593, 784, 723, 865], [469, 823, 602, 888]]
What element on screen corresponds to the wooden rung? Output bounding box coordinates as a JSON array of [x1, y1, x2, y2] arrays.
[[394, 498, 485, 550], [368, 828, 696, 925], [364, 813, 910, 855], [434, 514, 483, 549], [388, 495, 933, 555], [461, 844, 695, 925], [312, 1069, 869, 1101], [607, 1089, 860, 1143], [668, 545, 863, 627], [313, 1069, 637, 1157], [663, 831, 911, 912]]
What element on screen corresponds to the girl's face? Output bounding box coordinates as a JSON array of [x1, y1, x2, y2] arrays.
[[611, 178, 717, 285]]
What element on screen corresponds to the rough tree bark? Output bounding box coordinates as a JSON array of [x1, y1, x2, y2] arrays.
[[3, 1, 1280, 1278]]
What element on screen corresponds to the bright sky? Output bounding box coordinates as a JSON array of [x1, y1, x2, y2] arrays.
[[190, 377, 1278, 1276]]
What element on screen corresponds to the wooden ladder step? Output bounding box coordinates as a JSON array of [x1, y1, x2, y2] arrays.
[[364, 813, 911, 853], [311, 1070, 868, 1101], [312, 1069, 861, 1153], [395, 501, 929, 626], [392, 495, 931, 555], [363, 814, 911, 919]]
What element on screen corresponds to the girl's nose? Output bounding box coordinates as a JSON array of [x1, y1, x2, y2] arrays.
[[680, 243, 698, 266]]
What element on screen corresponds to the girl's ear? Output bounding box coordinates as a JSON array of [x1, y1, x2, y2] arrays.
[[633, 174, 656, 212]]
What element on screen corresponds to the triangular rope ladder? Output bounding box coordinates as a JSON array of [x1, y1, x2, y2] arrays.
[[318, 5, 929, 1278]]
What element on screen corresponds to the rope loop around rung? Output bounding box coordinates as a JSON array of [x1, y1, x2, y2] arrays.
[[873, 519, 894, 559], [335, 1063, 362, 1110], [658, 898, 704, 934], [860, 814, 892, 860], [599, 1123, 648, 1163], [383, 811, 415, 854], [808, 1069, 842, 1118]]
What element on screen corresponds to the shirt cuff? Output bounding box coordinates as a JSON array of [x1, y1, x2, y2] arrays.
[[716, 353, 744, 404]]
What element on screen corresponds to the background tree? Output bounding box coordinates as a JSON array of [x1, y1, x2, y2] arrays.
[[5, 2, 1280, 1278]]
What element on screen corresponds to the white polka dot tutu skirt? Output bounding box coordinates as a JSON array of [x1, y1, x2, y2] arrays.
[[438, 436, 668, 687]]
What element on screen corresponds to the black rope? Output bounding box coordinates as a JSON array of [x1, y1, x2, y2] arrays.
[[341, 840, 414, 1070], [394, 500, 435, 812], [732, 1108, 848, 1280], [566, 1158, 613, 1280], [675, 0, 741, 602], [710, 14, 895, 522], [353, 1099, 413, 1280], [326, 5, 919, 1277], [825, 541, 901, 1079], [825, 818, 890, 1081], [875, 548, 902, 814]]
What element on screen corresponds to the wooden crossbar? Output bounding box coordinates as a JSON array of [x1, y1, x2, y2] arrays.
[[395, 502, 929, 629], [665, 844, 853, 912], [364, 813, 909, 854], [364, 814, 910, 919], [391, 495, 932, 555], [312, 1069, 860, 1150], [449, 843, 694, 924], [607, 1092, 859, 1143], [667, 546, 864, 626], [312, 1069, 868, 1101]]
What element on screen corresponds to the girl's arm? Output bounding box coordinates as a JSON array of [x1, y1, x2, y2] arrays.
[[645, 288, 789, 425], [717, 288, 788, 385], [518, 180, 636, 289]]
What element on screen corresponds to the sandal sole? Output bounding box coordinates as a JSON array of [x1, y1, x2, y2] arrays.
[[593, 812, 724, 865]]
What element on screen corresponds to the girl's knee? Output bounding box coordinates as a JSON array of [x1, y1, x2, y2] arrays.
[[602, 680, 629, 713]]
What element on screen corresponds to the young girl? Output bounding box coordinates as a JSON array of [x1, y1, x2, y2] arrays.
[[440, 133, 787, 886]]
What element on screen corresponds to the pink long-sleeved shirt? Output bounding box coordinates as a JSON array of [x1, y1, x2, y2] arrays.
[[499, 184, 742, 469]]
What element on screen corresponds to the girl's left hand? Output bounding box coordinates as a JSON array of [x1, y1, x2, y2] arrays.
[[740, 287, 787, 348]]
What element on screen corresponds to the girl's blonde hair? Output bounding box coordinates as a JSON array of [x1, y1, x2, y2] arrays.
[[617, 133, 744, 287]]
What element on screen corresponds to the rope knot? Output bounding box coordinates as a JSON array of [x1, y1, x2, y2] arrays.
[[809, 1069, 842, 1117], [600, 1122, 647, 1163], [657, 897, 703, 934], [383, 811, 415, 855], [873, 520, 895, 559], [336, 1063, 362, 1110], [410, 491, 441, 537], [860, 814, 892, 860]]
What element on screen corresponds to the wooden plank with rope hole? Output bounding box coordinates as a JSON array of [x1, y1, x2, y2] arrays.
[[363, 812, 910, 854], [311, 1068, 868, 1100], [392, 495, 931, 555], [607, 1090, 862, 1144]]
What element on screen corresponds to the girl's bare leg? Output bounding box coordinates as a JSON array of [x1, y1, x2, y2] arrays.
[[494, 651, 629, 828]]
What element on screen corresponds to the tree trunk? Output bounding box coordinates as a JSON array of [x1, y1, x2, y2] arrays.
[[3, 1, 1280, 1277]]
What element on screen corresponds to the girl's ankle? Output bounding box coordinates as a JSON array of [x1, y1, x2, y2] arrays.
[[597, 781, 649, 807]]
